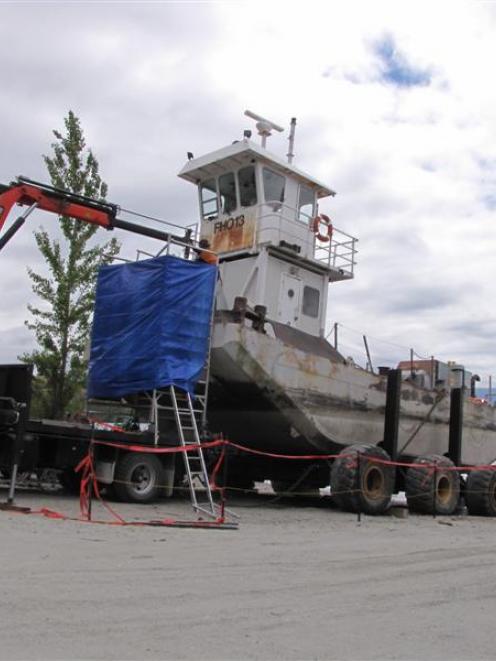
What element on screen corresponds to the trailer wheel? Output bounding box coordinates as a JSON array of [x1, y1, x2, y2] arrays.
[[405, 454, 459, 515], [330, 444, 394, 514], [465, 470, 496, 516], [113, 453, 164, 503]]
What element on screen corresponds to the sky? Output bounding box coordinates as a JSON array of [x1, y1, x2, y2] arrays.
[[1, 0, 496, 384]]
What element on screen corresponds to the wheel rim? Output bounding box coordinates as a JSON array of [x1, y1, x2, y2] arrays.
[[130, 464, 154, 494], [436, 474, 452, 505], [363, 465, 385, 500]]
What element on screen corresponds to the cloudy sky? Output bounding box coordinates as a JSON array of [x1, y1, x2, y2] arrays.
[[1, 0, 496, 383]]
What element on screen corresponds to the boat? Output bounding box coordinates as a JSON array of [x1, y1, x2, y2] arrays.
[[178, 110, 496, 514]]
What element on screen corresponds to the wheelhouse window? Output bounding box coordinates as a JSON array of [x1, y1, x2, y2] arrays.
[[302, 286, 320, 318], [263, 168, 285, 205], [238, 166, 257, 207], [200, 179, 218, 218], [298, 184, 315, 223], [219, 172, 237, 215]]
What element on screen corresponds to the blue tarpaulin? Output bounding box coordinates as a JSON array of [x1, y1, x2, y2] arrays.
[[87, 255, 217, 398]]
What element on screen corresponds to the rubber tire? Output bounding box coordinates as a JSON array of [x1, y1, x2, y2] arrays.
[[330, 444, 394, 514], [465, 470, 496, 516], [405, 454, 460, 515], [113, 452, 164, 504]]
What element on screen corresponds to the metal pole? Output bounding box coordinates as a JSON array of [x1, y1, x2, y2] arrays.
[[0, 203, 38, 252], [6, 464, 19, 504], [6, 402, 27, 505], [333, 322, 338, 351], [448, 387, 464, 467], [363, 335, 373, 373], [356, 452, 362, 523], [87, 439, 95, 521], [410, 348, 414, 378], [200, 265, 219, 431], [287, 117, 297, 164], [432, 464, 437, 518], [383, 369, 402, 461]]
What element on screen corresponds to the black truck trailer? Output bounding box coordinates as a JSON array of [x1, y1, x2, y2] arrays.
[[0, 364, 187, 504]]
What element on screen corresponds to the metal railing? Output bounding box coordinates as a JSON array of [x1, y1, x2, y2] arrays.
[[257, 205, 358, 277], [183, 208, 358, 277], [314, 226, 358, 277]]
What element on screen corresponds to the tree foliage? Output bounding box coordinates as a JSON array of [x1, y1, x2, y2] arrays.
[[22, 111, 120, 418]]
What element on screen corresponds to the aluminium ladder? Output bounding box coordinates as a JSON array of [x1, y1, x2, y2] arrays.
[[170, 384, 217, 518]]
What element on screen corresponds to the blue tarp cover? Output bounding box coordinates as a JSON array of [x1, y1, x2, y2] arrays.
[[87, 255, 216, 398]]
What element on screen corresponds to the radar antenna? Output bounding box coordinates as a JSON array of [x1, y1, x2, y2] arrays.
[[244, 109, 284, 148]]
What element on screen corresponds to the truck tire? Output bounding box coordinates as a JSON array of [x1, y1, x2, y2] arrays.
[[465, 469, 496, 516], [405, 454, 459, 515], [113, 452, 164, 504], [330, 444, 394, 514]]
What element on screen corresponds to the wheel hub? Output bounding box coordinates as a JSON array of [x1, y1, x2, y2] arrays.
[[363, 465, 384, 500], [131, 464, 152, 493]]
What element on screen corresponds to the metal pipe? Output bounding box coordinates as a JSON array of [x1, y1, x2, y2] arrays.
[[0, 202, 38, 252], [113, 217, 186, 245], [287, 117, 297, 164], [363, 335, 373, 373]]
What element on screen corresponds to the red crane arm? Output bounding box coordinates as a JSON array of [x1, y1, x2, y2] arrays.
[[0, 180, 114, 232], [0, 175, 194, 253]]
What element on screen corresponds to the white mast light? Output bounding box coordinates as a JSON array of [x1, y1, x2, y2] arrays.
[[244, 109, 284, 148]]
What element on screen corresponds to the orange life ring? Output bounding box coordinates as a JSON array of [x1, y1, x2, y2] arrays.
[[312, 214, 333, 243]]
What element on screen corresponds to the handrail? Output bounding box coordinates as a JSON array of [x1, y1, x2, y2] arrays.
[[257, 207, 358, 276]]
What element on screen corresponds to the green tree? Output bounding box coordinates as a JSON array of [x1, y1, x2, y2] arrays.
[[22, 111, 120, 418]]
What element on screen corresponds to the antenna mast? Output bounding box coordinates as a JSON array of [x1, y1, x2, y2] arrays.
[[287, 117, 297, 164]]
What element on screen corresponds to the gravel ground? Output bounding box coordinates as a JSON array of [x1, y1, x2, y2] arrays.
[[0, 487, 495, 661]]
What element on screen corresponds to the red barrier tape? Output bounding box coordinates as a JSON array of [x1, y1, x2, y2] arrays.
[[91, 438, 225, 454], [6, 433, 496, 529]]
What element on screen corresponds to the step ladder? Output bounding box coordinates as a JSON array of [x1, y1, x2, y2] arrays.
[[170, 385, 217, 519]]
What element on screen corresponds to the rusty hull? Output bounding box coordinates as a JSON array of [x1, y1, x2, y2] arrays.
[[209, 319, 496, 466]]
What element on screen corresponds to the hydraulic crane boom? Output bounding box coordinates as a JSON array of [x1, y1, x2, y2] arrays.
[[0, 176, 192, 251]]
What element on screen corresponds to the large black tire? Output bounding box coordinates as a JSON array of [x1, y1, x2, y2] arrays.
[[405, 454, 460, 515], [330, 444, 394, 514], [465, 469, 496, 516], [113, 452, 165, 504]]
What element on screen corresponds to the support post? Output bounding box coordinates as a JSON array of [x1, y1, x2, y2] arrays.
[[382, 369, 401, 461], [334, 322, 338, 350], [4, 402, 28, 510], [356, 452, 362, 523], [448, 387, 464, 467], [363, 335, 373, 373], [432, 464, 437, 518]]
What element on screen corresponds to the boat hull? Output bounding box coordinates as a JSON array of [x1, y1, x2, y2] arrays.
[[209, 319, 496, 467]]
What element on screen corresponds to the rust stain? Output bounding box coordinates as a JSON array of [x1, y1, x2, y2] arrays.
[[203, 212, 256, 253]]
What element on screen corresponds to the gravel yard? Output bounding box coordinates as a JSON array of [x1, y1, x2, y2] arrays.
[[1, 488, 495, 660]]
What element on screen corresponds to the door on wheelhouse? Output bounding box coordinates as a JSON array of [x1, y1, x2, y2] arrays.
[[278, 273, 301, 326]]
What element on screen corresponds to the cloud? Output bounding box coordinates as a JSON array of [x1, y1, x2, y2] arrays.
[[372, 34, 432, 88], [0, 0, 496, 384]]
